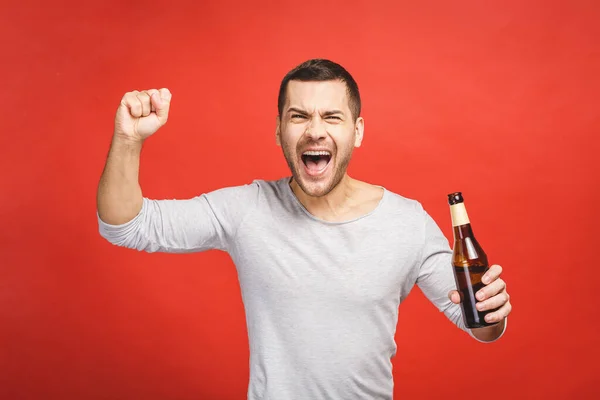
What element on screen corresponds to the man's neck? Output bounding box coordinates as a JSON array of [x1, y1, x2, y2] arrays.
[[290, 174, 363, 222]]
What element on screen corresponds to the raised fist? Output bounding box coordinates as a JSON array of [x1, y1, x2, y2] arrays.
[[114, 88, 172, 142]]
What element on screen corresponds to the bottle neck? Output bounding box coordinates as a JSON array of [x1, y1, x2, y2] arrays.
[[453, 223, 474, 239], [450, 202, 473, 239]]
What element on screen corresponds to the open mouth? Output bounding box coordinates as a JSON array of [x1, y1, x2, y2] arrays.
[[301, 150, 332, 175]]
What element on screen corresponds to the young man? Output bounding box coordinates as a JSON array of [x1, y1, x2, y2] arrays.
[[97, 59, 511, 399]]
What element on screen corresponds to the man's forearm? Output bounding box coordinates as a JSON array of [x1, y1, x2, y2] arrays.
[[471, 318, 506, 342], [97, 136, 144, 225]]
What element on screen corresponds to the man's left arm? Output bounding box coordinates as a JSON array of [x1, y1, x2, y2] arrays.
[[415, 208, 512, 342]]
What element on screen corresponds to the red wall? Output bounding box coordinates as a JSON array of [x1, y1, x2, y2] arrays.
[[2, 0, 598, 398]]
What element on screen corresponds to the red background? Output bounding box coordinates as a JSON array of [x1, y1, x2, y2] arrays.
[[2, 0, 599, 399]]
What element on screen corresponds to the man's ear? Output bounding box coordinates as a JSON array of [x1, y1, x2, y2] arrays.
[[276, 115, 281, 146], [354, 117, 364, 147]]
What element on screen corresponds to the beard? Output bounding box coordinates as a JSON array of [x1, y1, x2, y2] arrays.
[[281, 137, 354, 198]]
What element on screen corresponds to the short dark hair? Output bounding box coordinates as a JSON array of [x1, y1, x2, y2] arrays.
[[277, 59, 361, 121]]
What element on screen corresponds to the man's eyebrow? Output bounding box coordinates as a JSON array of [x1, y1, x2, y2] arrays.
[[322, 109, 345, 116], [287, 107, 308, 114], [286, 107, 345, 116]]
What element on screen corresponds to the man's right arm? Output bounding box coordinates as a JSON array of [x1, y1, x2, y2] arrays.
[[96, 88, 258, 254], [97, 136, 144, 225], [97, 88, 170, 225]]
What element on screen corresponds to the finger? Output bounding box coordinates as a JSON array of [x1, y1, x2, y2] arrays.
[[136, 91, 151, 117], [146, 89, 159, 112], [484, 300, 512, 324], [448, 290, 461, 304], [476, 278, 506, 301], [482, 264, 503, 285], [476, 291, 510, 311], [121, 91, 142, 118]]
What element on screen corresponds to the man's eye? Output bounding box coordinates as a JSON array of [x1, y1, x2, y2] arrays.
[[326, 116, 341, 120], [291, 114, 306, 119]]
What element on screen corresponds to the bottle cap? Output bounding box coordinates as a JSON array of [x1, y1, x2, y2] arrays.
[[447, 192, 464, 205]]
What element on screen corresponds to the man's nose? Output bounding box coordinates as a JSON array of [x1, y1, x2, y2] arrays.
[[306, 118, 327, 140]]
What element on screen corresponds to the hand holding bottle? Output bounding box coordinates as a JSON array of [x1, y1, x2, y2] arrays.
[[448, 264, 511, 325]]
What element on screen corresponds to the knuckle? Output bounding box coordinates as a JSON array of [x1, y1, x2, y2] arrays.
[[482, 300, 491, 311], [494, 282, 504, 293], [124, 90, 139, 100], [137, 97, 150, 111], [127, 93, 140, 105], [490, 298, 499, 309]]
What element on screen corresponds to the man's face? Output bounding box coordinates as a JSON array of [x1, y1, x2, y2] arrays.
[[276, 80, 364, 197]]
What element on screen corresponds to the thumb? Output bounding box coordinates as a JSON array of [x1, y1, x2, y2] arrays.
[[448, 290, 462, 304], [151, 89, 171, 124]]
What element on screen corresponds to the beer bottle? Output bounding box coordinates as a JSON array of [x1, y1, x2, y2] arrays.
[[447, 192, 498, 329]]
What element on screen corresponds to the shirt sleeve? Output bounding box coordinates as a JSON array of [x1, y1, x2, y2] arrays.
[[415, 209, 506, 343], [97, 181, 260, 254]]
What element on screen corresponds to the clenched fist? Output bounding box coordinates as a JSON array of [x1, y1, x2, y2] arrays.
[[114, 88, 172, 143]]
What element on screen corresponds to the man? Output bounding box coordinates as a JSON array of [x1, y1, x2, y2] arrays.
[[97, 59, 511, 399]]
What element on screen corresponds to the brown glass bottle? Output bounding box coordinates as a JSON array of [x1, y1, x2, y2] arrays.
[[448, 192, 498, 329]]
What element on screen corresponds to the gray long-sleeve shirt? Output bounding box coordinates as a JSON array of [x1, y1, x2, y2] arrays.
[[98, 177, 503, 399]]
